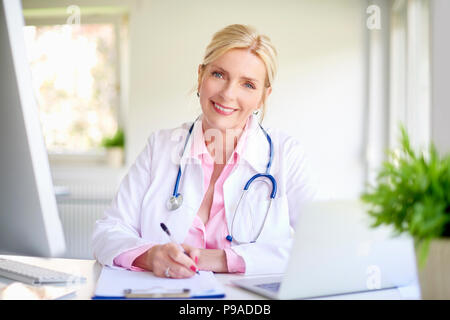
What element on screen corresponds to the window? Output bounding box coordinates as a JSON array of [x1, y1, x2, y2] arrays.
[[22, 8, 128, 162], [24, 24, 118, 153], [364, 0, 430, 185], [389, 0, 430, 150]]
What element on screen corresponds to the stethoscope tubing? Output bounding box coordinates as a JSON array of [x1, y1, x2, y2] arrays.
[[230, 189, 274, 245], [172, 118, 196, 198], [244, 173, 277, 199]]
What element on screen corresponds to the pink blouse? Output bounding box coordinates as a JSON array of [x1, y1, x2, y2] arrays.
[[113, 117, 249, 273]]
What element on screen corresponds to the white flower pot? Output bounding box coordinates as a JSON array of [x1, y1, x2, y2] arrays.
[[106, 147, 124, 168]]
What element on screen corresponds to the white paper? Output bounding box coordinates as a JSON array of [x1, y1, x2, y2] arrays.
[[94, 266, 225, 298]]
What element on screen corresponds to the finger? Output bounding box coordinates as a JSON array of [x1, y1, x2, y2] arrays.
[[152, 259, 170, 278], [166, 243, 197, 272], [152, 257, 194, 279], [181, 244, 200, 265], [166, 261, 196, 279], [151, 246, 189, 278]]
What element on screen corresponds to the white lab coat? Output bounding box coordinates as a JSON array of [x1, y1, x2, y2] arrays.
[[92, 114, 317, 275]]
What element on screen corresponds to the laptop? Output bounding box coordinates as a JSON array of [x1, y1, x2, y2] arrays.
[[231, 200, 419, 299]]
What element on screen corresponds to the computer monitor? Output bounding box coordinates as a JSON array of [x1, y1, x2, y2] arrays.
[[0, 0, 66, 257]]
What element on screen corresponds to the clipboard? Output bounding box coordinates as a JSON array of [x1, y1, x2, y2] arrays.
[[123, 288, 191, 298], [92, 266, 225, 299]]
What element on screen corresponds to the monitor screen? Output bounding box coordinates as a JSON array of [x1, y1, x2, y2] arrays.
[[0, 0, 66, 257]]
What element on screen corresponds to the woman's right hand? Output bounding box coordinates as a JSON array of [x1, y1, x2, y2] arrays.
[[133, 243, 199, 279]]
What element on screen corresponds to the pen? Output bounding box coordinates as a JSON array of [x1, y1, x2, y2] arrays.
[[160, 222, 200, 274]]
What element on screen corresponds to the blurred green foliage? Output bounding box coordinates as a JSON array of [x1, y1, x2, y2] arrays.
[[101, 128, 125, 149], [361, 125, 450, 269]]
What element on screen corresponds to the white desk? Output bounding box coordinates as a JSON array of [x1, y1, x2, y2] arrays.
[[0, 255, 420, 300]]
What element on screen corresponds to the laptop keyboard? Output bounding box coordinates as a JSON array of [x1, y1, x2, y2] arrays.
[[255, 282, 281, 293]]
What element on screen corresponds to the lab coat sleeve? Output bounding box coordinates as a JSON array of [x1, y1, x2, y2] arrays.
[[230, 137, 318, 275], [284, 136, 318, 228], [230, 240, 293, 275], [91, 134, 155, 267]]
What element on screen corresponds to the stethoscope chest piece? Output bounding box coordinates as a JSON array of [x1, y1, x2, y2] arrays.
[[166, 194, 183, 211]]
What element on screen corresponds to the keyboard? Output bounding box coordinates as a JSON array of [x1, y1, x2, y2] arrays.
[[0, 258, 86, 285], [255, 282, 281, 293]]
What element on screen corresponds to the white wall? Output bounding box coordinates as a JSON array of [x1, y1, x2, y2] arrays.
[[127, 0, 367, 200], [22, 0, 368, 200]]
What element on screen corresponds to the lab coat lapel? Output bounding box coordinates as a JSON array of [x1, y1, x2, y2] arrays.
[[241, 115, 271, 173], [165, 161, 203, 243], [223, 115, 271, 237], [166, 118, 204, 242], [178, 117, 204, 209]]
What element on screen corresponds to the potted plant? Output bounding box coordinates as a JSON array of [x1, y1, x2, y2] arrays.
[[361, 125, 450, 299], [101, 128, 125, 168]]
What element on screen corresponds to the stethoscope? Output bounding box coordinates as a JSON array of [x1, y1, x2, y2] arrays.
[[166, 116, 277, 244]]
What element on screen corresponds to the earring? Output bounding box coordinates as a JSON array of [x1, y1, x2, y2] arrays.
[[253, 109, 260, 115], [197, 92, 200, 98]]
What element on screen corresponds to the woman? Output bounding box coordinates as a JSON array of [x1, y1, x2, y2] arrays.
[[92, 24, 316, 278]]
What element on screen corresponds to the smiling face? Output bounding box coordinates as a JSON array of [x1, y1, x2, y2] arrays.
[[198, 48, 272, 134]]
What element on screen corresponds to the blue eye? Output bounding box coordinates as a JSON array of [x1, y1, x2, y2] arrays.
[[212, 71, 223, 78], [244, 82, 255, 89]]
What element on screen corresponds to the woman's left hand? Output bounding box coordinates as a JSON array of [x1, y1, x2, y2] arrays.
[[188, 247, 228, 273]]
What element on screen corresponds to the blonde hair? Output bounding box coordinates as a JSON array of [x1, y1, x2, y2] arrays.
[[198, 24, 278, 122]]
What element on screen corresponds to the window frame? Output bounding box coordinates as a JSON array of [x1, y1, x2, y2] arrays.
[[364, 0, 431, 186], [389, 0, 431, 150]]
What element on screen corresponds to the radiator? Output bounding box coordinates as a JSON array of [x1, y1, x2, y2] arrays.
[[56, 183, 116, 259]]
